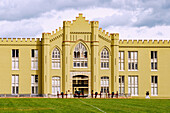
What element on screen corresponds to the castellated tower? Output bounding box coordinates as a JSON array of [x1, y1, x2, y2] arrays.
[[111, 33, 119, 93], [62, 21, 71, 93], [90, 21, 99, 92]]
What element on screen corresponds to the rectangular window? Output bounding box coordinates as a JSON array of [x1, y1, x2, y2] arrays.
[[101, 77, 109, 94], [128, 76, 138, 96], [151, 76, 158, 96], [52, 77, 60, 95], [151, 51, 157, 70], [128, 52, 138, 71], [12, 75, 19, 94], [31, 49, 38, 70], [119, 76, 125, 94], [12, 49, 19, 70], [31, 75, 38, 94], [119, 51, 124, 71]]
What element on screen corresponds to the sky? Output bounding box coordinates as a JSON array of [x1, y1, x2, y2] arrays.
[[0, 0, 170, 40]]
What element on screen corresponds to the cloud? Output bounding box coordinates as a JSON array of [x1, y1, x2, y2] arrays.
[[0, 0, 170, 39], [0, 7, 116, 38], [106, 25, 170, 40]]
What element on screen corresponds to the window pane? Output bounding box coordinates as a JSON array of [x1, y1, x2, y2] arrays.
[[16, 50, 19, 57], [155, 52, 157, 58], [155, 62, 157, 69], [122, 76, 124, 83], [155, 76, 157, 83], [128, 63, 131, 69], [32, 87, 34, 94], [151, 76, 154, 83], [35, 50, 38, 57], [12, 50, 15, 57], [12, 87, 15, 94], [151, 51, 153, 59], [151, 63, 154, 69], [36, 86, 38, 94], [16, 87, 18, 94], [32, 50, 34, 57], [128, 52, 130, 58]]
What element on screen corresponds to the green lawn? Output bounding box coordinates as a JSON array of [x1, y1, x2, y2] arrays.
[[0, 98, 169, 113]]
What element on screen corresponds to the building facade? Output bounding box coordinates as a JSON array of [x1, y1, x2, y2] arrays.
[[0, 14, 170, 97]]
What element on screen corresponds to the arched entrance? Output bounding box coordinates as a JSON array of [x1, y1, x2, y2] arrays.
[[72, 75, 88, 96]]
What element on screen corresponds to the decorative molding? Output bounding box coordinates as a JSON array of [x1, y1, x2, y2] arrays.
[[70, 32, 91, 34]]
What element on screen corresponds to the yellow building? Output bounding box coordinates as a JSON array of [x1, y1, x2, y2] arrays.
[[0, 13, 169, 98]]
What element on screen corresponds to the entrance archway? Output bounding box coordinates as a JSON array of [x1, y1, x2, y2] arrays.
[[72, 75, 88, 96]]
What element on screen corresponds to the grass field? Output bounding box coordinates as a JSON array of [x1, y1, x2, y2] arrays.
[[0, 98, 169, 113]]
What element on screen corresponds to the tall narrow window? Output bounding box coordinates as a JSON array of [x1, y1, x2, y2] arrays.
[[12, 75, 19, 94], [119, 51, 124, 71], [128, 76, 138, 96], [151, 51, 157, 70], [151, 76, 158, 96], [52, 77, 60, 95], [31, 50, 38, 70], [119, 76, 125, 94], [12, 49, 19, 70], [52, 48, 60, 69], [31, 75, 38, 94], [128, 52, 138, 71], [101, 77, 109, 94], [101, 48, 109, 69], [73, 43, 88, 68]]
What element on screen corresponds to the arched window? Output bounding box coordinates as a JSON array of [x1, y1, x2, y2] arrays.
[[52, 48, 60, 69], [101, 48, 109, 69], [101, 77, 109, 94], [73, 43, 88, 68]]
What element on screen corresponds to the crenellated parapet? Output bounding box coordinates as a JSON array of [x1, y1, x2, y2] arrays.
[[49, 27, 63, 42], [119, 39, 170, 47], [98, 28, 111, 42], [0, 38, 41, 45]]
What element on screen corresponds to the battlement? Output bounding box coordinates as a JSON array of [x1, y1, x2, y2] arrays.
[[119, 39, 170, 46], [98, 27, 111, 39], [72, 13, 90, 24], [63, 21, 71, 27], [90, 21, 99, 27], [0, 38, 41, 44]]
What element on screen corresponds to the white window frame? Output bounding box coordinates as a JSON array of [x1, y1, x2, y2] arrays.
[[128, 76, 138, 96], [73, 43, 88, 68], [52, 77, 60, 95], [12, 75, 19, 95], [52, 48, 60, 69], [128, 52, 138, 71], [101, 77, 109, 94], [151, 51, 157, 71], [12, 49, 19, 70], [119, 76, 125, 94], [101, 48, 109, 69], [151, 76, 158, 96], [31, 75, 38, 95], [31, 49, 38, 70], [119, 51, 124, 71]]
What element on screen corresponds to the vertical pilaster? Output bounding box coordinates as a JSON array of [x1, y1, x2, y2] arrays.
[[42, 33, 50, 96], [62, 21, 71, 93], [90, 21, 99, 93], [111, 33, 119, 93]]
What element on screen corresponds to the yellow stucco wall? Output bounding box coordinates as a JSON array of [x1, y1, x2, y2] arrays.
[[0, 13, 169, 97]]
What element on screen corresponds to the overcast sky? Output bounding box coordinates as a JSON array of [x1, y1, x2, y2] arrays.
[[0, 0, 170, 40]]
